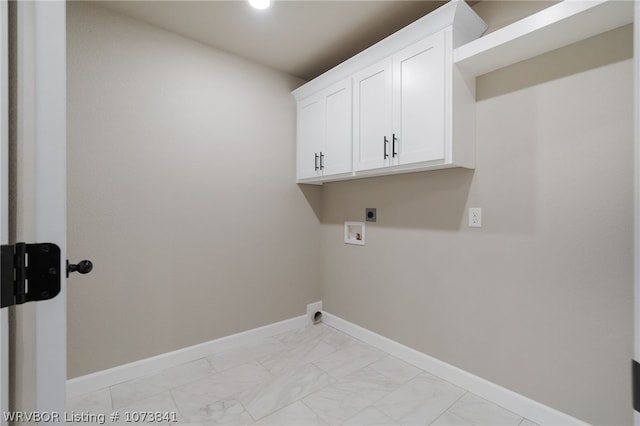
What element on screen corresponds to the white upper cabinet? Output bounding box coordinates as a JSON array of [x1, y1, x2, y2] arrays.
[[324, 82, 352, 176], [393, 32, 446, 167], [293, 0, 487, 184], [296, 96, 324, 180], [293, 0, 632, 184], [354, 31, 447, 173], [296, 79, 352, 182], [353, 58, 393, 172]]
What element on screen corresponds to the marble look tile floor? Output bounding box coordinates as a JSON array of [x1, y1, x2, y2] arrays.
[[67, 324, 539, 426]]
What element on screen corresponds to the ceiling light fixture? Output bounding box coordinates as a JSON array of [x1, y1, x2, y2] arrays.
[[248, 0, 271, 10]]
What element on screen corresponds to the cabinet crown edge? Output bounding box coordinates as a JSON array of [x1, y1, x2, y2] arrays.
[[292, 0, 487, 102]]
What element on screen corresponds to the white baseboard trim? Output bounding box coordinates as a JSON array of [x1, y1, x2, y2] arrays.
[[322, 312, 588, 426], [66, 315, 308, 399]]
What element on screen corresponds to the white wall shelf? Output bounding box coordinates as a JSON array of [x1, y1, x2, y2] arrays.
[[454, 0, 634, 78]]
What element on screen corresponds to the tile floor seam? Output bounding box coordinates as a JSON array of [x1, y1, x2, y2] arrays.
[[301, 366, 404, 425], [293, 374, 337, 421], [108, 388, 115, 412], [166, 387, 183, 421], [426, 389, 467, 426], [114, 382, 171, 410], [254, 355, 269, 372], [298, 397, 319, 420], [336, 402, 379, 426], [203, 355, 219, 373], [253, 398, 303, 424], [110, 385, 169, 411], [466, 392, 525, 424], [429, 388, 473, 425], [239, 394, 259, 424], [363, 375, 407, 409]]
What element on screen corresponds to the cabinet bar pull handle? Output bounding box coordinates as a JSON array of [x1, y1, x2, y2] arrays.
[[320, 152, 325, 170], [384, 136, 389, 159], [314, 153, 319, 171], [392, 133, 398, 157]]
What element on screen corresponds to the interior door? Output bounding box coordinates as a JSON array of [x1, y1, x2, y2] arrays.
[[634, 2, 640, 425], [0, 1, 9, 422], [5, 0, 67, 418]]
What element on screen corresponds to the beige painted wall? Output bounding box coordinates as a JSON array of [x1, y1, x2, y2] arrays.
[[66, 2, 321, 378], [67, 1, 633, 424], [321, 17, 633, 426]]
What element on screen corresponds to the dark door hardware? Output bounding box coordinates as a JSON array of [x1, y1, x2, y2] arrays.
[[392, 133, 398, 157], [67, 259, 93, 277], [1, 242, 61, 308], [314, 152, 325, 172], [384, 136, 389, 159]]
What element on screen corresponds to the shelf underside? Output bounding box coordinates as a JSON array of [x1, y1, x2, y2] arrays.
[[454, 0, 634, 77]]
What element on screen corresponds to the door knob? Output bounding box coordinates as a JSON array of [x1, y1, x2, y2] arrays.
[[67, 259, 93, 277]]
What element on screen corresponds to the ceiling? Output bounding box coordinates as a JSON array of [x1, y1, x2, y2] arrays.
[[95, 1, 455, 81]]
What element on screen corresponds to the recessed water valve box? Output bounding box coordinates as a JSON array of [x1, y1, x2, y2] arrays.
[[344, 222, 365, 245]]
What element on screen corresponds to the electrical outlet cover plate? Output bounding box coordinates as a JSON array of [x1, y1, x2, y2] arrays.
[[469, 207, 482, 227], [365, 208, 377, 222]]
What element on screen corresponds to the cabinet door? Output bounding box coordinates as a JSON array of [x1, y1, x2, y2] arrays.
[[296, 96, 324, 180], [393, 31, 446, 165], [323, 80, 352, 176], [353, 59, 393, 172]]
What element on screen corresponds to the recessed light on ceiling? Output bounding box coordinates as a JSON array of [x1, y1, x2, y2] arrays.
[[248, 0, 271, 10]]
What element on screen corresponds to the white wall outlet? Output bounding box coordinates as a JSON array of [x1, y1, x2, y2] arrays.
[[469, 207, 482, 228], [306, 301, 323, 324]]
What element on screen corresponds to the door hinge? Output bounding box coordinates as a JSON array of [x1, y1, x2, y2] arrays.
[[634, 360, 640, 412], [0, 242, 61, 308]]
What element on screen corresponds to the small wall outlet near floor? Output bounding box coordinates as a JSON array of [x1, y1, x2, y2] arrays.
[[306, 301, 323, 324]]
